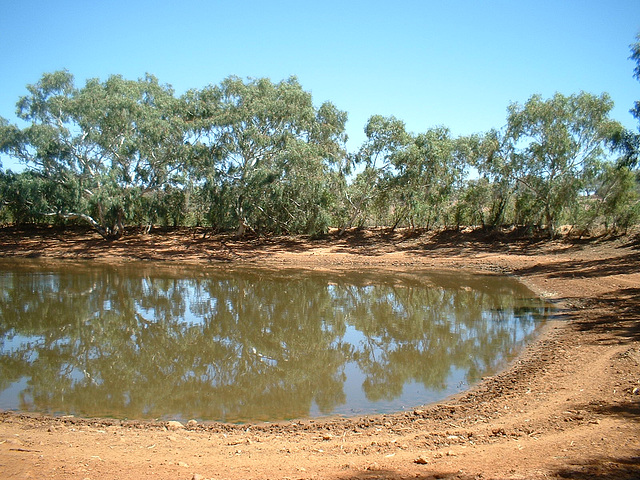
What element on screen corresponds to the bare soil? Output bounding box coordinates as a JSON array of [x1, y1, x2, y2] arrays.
[[0, 226, 639, 480]]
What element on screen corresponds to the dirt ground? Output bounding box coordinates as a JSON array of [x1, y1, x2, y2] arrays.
[[0, 226, 639, 480]]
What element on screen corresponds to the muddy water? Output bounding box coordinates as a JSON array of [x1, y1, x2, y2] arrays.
[[0, 260, 553, 423]]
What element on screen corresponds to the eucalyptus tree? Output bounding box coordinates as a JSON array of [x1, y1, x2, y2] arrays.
[[76, 73, 191, 231], [461, 129, 519, 229], [0, 116, 15, 161], [585, 34, 640, 234], [630, 33, 640, 149], [354, 118, 472, 230], [390, 127, 469, 230], [185, 76, 347, 235], [0, 170, 67, 225], [612, 34, 640, 169], [0, 71, 189, 238], [0, 71, 86, 225], [343, 115, 411, 230], [577, 162, 640, 234], [504, 92, 623, 236]]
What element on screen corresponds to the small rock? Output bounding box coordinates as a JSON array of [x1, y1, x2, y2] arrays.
[[187, 419, 198, 427], [414, 456, 429, 465], [632, 387, 640, 395], [192, 474, 204, 480], [167, 420, 184, 430], [176, 461, 189, 467]]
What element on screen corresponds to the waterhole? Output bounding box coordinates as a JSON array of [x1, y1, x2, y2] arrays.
[[0, 260, 553, 423]]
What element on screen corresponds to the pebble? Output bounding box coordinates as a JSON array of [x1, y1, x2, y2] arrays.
[[192, 474, 204, 480], [167, 421, 184, 430], [187, 419, 198, 427], [414, 456, 429, 465]]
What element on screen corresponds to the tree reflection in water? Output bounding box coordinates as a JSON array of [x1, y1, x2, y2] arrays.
[[0, 261, 552, 422]]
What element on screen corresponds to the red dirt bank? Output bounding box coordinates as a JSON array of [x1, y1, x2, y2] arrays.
[[0, 227, 638, 480]]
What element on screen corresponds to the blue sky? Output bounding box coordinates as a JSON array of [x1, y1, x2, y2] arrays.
[[1, 0, 639, 171]]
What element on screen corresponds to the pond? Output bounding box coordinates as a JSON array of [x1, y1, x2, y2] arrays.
[[0, 260, 553, 423]]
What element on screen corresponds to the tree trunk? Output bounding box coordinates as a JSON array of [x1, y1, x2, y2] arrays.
[[545, 207, 555, 238], [42, 212, 115, 239]]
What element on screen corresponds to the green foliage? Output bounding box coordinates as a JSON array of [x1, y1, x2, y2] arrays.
[[615, 34, 640, 169], [578, 164, 640, 234], [0, 170, 53, 224], [1, 65, 639, 237], [504, 92, 623, 236], [186, 75, 347, 235], [338, 115, 411, 230], [631, 34, 640, 121], [343, 118, 471, 231], [1, 71, 193, 237]]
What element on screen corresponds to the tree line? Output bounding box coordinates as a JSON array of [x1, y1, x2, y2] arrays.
[[1, 40, 639, 239]]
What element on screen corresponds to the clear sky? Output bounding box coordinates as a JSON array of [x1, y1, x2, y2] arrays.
[[1, 0, 639, 171]]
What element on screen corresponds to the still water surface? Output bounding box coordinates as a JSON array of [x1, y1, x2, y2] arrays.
[[0, 260, 553, 423]]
